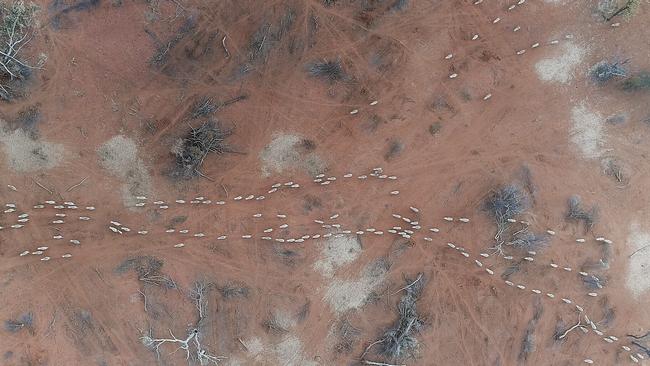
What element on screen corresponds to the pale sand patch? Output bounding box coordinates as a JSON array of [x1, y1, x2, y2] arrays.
[[242, 335, 318, 366], [275, 335, 318, 366], [324, 259, 389, 314], [535, 41, 586, 84], [569, 103, 606, 160], [0, 120, 64, 172], [626, 222, 650, 298], [244, 337, 265, 357], [97, 135, 151, 206], [269, 308, 297, 331], [259, 133, 326, 177], [313, 235, 362, 278]]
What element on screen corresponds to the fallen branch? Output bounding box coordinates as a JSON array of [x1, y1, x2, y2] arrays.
[[66, 176, 88, 192], [362, 360, 406, 366], [557, 313, 586, 340], [391, 273, 423, 296], [360, 339, 384, 359], [221, 35, 230, 58], [32, 178, 53, 194], [138, 289, 148, 312]]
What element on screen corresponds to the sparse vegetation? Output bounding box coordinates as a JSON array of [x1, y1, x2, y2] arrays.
[[518, 164, 536, 200], [4, 312, 33, 333], [335, 319, 361, 355], [362, 273, 426, 362], [428, 122, 441, 135], [565, 195, 598, 231], [483, 184, 528, 242], [590, 60, 627, 84], [604, 158, 626, 184], [171, 121, 235, 179], [384, 139, 403, 160], [148, 16, 197, 67], [307, 59, 346, 82], [389, 0, 410, 12], [218, 282, 250, 299], [247, 9, 296, 64], [508, 230, 549, 251], [140, 279, 225, 365], [518, 299, 543, 361], [622, 72, 650, 91], [599, 0, 641, 21], [115, 256, 177, 289], [0, 0, 39, 101], [583, 274, 605, 290]]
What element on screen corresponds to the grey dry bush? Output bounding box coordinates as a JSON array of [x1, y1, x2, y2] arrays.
[[363, 273, 426, 361], [191, 95, 248, 119], [591, 60, 628, 83], [115, 256, 177, 289], [172, 120, 234, 179], [484, 185, 528, 227], [0, 0, 39, 101], [483, 184, 528, 241], [248, 9, 296, 65], [599, 0, 641, 21], [334, 319, 361, 354], [218, 282, 249, 299], [622, 72, 650, 91], [148, 16, 197, 67], [508, 230, 549, 251], [583, 274, 605, 290], [4, 312, 33, 333], [565, 195, 598, 231], [141, 279, 225, 365], [307, 59, 346, 82], [518, 299, 543, 361]]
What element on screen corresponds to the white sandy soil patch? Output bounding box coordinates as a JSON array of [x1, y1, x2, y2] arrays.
[[626, 222, 650, 298], [325, 259, 389, 314], [269, 308, 298, 331], [313, 235, 362, 278], [97, 135, 151, 206], [275, 335, 318, 366], [570, 103, 606, 160], [0, 121, 64, 172], [244, 337, 265, 358], [259, 133, 326, 177], [535, 41, 586, 84], [241, 335, 317, 366]]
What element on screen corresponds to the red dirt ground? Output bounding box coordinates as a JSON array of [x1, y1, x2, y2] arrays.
[[1, 0, 650, 365]]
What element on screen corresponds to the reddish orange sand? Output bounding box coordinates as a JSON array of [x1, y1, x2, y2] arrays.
[[1, 1, 650, 365]]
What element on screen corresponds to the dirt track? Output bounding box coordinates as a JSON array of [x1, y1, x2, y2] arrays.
[[1, 0, 650, 365]]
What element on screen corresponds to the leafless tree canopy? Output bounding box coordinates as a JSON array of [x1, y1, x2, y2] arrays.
[[0, 0, 39, 100]]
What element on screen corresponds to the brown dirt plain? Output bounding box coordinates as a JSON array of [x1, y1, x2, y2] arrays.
[[1, 0, 650, 365]]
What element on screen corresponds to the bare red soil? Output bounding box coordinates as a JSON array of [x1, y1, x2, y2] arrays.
[[1, 1, 650, 365]]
